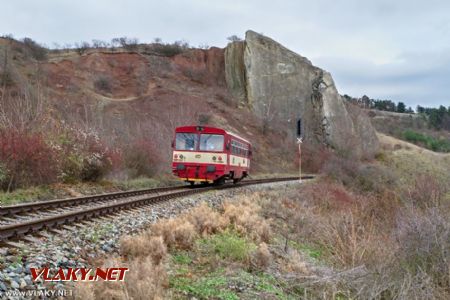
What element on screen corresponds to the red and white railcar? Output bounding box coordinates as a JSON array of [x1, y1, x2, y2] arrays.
[[172, 126, 251, 185]]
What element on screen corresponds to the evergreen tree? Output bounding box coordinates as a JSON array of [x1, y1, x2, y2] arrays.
[[397, 102, 406, 113]]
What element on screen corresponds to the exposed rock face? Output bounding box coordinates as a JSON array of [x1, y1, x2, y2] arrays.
[[225, 30, 379, 158]]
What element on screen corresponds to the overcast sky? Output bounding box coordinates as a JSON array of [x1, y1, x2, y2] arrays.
[[2, 0, 450, 109]]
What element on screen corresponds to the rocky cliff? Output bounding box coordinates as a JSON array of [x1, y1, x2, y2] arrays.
[[0, 32, 379, 175], [225, 31, 379, 158]]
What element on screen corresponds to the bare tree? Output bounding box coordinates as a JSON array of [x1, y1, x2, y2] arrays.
[[227, 35, 243, 42], [75, 41, 90, 55]]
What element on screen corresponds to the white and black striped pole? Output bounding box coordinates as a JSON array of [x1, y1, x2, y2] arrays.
[[297, 119, 303, 183]]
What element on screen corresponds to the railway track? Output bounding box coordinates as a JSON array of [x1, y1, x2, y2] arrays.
[[0, 176, 312, 244]]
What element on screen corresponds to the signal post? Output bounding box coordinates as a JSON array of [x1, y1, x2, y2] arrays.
[[297, 119, 303, 183]]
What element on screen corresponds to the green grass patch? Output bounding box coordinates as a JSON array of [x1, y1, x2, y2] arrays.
[[0, 186, 52, 206], [199, 230, 256, 262], [170, 274, 238, 300], [113, 176, 182, 190], [289, 241, 323, 260], [403, 130, 450, 153], [226, 271, 302, 300], [172, 252, 192, 265]]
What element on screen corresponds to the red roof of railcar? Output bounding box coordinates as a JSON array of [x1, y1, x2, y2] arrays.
[[175, 126, 250, 144]]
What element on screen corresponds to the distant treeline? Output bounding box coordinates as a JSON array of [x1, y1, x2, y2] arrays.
[[343, 95, 450, 131], [416, 105, 450, 131], [343, 94, 414, 113]]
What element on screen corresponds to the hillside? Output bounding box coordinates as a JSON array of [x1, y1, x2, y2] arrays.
[[368, 109, 450, 152], [0, 31, 379, 191], [1, 33, 449, 299]]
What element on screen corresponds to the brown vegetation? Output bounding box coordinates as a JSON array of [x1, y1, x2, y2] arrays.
[[72, 142, 449, 299], [74, 198, 273, 299]]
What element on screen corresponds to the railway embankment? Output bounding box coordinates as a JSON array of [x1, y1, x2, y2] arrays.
[[0, 180, 303, 294]]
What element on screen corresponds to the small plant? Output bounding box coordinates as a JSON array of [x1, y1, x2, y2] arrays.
[[93, 76, 112, 93], [170, 273, 238, 300], [201, 230, 255, 262], [172, 252, 192, 265]]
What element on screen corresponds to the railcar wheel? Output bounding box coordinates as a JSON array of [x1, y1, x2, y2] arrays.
[[214, 177, 225, 185]]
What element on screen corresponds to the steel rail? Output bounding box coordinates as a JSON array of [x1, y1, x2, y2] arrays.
[[0, 176, 313, 242], [0, 185, 187, 216]]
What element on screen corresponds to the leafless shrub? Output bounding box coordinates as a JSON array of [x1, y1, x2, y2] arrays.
[[152, 40, 189, 57], [182, 67, 205, 83], [124, 139, 161, 178], [91, 39, 108, 48], [0, 69, 14, 87], [124, 257, 168, 299], [198, 43, 210, 49], [0, 71, 48, 132], [302, 143, 332, 173], [223, 197, 271, 243], [120, 235, 167, 264], [227, 35, 243, 42], [395, 207, 450, 289], [186, 202, 229, 235], [22, 37, 48, 61], [75, 41, 90, 55], [322, 155, 397, 194], [112, 37, 139, 51], [150, 217, 197, 250], [93, 76, 112, 93], [283, 250, 309, 274], [405, 173, 448, 208], [197, 113, 211, 125], [251, 242, 272, 270]]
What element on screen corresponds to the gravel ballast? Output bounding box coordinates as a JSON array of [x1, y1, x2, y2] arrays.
[[0, 181, 301, 297]]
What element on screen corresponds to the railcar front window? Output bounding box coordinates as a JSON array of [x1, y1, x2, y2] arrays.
[[176, 133, 198, 150], [200, 134, 224, 152]]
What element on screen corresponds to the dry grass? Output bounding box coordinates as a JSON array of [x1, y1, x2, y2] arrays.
[[150, 217, 197, 250], [123, 256, 168, 300], [76, 154, 450, 299], [77, 198, 275, 299], [261, 150, 450, 299], [186, 202, 229, 235], [283, 250, 310, 275], [223, 195, 271, 243], [250, 242, 272, 270], [120, 235, 167, 263], [74, 256, 167, 300]]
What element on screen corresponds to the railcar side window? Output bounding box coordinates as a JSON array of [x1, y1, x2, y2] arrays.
[[199, 134, 224, 152], [175, 133, 198, 150]]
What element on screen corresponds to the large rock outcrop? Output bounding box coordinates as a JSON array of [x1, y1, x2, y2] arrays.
[[225, 30, 379, 158]]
